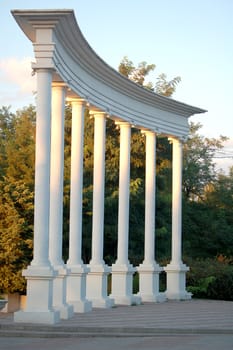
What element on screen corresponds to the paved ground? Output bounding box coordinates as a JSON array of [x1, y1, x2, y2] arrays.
[[0, 299, 232, 349], [1, 334, 233, 350]]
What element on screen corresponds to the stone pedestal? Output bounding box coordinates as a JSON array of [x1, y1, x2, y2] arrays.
[[111, 263, 141, 305], [52, 266, 74, 319], [137, 263, 166, 302], [66, 264, 92, 312], [164, 262, 192, 300], [86, 264, 114, 308], [14, 266, 60, 324]]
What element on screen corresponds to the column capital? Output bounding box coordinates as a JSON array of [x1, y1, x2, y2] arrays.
[[115, 121, 131, 128], [89, 110, 108, 118], [141, 129, 156, 136], [31, 65, 56, 75], [168, 136, 187, 144], [66, 97, 87, 107], [52, 82, 67, 88]]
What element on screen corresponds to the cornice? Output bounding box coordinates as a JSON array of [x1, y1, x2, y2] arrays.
[[12, 9, 206, 138]]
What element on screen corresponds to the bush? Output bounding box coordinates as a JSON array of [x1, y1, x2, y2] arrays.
[[186, 257, 233, 301]]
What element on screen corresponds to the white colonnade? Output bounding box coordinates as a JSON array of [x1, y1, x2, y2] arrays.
[[12, 9, 204, 324]]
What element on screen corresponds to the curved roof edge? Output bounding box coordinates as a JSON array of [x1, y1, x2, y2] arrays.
[[12, 9, 206, 138]]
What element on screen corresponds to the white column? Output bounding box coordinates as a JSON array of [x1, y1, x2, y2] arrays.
[[137, 131, 165, 302], [164, 137, 191, 300], [116, 122, 131, 265], [111, 122, 141, 305], [86, 112, 114, 308], [66, 99, 92, 313], [32, 69, 53, 268], [144, 131, 157, 265], [14, 68, 60, 325], [49, 83, 66, 268], [49, 83, 73, 319]]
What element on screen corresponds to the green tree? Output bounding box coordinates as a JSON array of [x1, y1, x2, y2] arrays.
[[182, 134, 232, 259], [118, 56, 181, 96], [0, 106, 35, 293], [0, 106, 15, 180], [183, 122, 228, 201]]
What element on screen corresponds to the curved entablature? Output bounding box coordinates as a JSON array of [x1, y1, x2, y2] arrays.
[[12, 9, 206, 138]]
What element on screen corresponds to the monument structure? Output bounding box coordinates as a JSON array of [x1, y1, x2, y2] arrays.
[[12, 9, 205, 324]]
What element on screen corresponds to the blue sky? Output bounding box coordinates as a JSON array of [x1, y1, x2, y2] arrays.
[[0, 0, 232, 170]]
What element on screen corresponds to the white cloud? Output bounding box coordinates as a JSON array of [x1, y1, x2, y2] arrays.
[[0, 57, 36, 109]]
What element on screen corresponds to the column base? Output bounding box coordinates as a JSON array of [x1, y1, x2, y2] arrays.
[[70, 300, 92, 313], [164, 262, 192, 300], [111, 294, 141, 306], [86, 263, 114, 308], [53, 304, 74, 319], [110, 263, 141, 305], [53, 265, 74, 319], [91, 297, 114, 308], [14, 310, 60, 324], [66, 264, 92, 313], [137, 262, 166, 303], [14, 265, 60, 324]]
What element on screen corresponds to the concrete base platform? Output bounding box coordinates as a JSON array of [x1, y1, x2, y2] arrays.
[[1, 299, 232, 338]]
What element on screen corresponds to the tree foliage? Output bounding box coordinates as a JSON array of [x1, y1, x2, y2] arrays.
[[0, 106, 35, 293], [183, 122, 228, 200], [118, 56, 181, 96]]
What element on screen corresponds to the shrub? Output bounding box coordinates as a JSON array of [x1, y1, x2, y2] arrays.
[[186, 257, 233, 301]]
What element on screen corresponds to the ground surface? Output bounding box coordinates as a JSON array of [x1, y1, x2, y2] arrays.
[[0, 299, 232, 350]]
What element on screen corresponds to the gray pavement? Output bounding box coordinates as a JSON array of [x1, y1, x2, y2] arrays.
[[0, 299, 232, 349], [1, 335, 233, 350]]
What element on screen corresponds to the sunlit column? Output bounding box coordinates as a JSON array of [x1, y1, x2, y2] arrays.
[[49, 83, 66, 268], [32, 69, 53, 267], [116, 122, 131, 265], [67, 99, 86, 266], [137, 131, 164, 302], [171, 138, 183, 264], [86, 112, 114, 308], [49, 83, 73, 319], [66, 99, 92, 313], [14, 68, 60, 324], [111, 122, 141, 305], [164, 137, 191, 300], [144, 131, 156, 264], [90, 113, 107, 265]]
